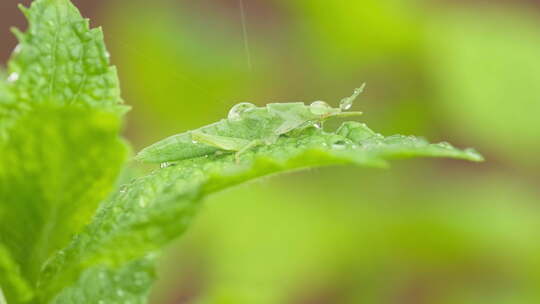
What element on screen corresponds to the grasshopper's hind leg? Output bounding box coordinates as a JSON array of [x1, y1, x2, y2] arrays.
[[191, 131, 264, 162], [234, 139, 264, 162]]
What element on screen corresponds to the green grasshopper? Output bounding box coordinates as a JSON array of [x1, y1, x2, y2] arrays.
[[136, 85, 366, 165]]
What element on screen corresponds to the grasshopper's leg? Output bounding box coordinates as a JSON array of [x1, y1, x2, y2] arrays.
[[191, 131, 251, 152], [191, 132, 264, 162], [234, 139, 264, 162]]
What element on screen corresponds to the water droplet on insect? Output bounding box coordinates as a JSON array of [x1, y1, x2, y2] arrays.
[[339, 98, 353, 110], [228, 102, 256, 121], [160, 162, 170, 169], [309, 101, 331, 115], [7, 72, 19, 83]]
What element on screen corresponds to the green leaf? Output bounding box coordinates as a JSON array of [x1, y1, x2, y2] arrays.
[[0, 0, 128, 302], [0, 245, 33, 303], [0, 69, 17, 140], [0, 105, 128, 303], [37, 123, 481, 303], [6, 0, 126, 115]]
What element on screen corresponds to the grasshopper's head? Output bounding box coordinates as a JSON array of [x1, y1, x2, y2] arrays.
[[308, 84, 366, 121]]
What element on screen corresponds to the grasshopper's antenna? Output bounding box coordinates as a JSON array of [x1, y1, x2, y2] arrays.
[[238, 0, 253, 71], [334, 111, 363, 118], [340, 83, 366, 111]]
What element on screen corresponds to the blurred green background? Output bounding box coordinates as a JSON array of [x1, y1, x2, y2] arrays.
[[2, 0, 540, 303]]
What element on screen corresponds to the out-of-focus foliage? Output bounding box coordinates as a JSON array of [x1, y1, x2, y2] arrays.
[[426, 7, 540, 166], [156, 172, 540, 304]]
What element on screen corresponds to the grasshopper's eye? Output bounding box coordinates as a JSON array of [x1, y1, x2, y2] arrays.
[[309, 101, 331, 115], [228, 102, 256, 121]]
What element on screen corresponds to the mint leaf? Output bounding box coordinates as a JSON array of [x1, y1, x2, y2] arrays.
[[0, 245, 33, 303], [6, 0, 126, 114], [0, 0, 128, 302], [38, 124, 481, 303], [0, 106, 128, 303]]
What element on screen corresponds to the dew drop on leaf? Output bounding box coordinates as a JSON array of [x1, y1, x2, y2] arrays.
[[228, 102, 256, 121], [310, 101, 331, 115], [438, 142, 453, 149]]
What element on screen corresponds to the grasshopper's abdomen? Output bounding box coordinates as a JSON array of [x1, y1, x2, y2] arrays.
[[135, 131, 219, 163]]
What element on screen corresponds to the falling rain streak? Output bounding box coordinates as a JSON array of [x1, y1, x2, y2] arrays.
[[238, 0, 252, 71]]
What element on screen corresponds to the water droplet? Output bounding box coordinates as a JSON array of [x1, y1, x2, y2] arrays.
[[309, 101, 331, 115], [7, 72, 19, 83], [160, 162, 169, 169], [228, 102, 256, 121], [339, 100, 352, 110], [438, 142, 453, 149], [104, 51, 110, 59], [313, 121, 322, 129], [339, 85, 365, 111], [332, 140, 347, 150], [191, 140, 198, 144]]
